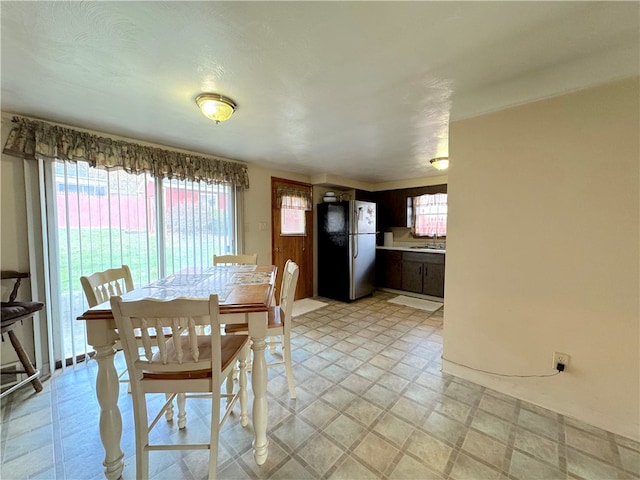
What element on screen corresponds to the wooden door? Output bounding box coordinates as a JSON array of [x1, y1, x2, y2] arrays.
[[271, 177, 314, 300]]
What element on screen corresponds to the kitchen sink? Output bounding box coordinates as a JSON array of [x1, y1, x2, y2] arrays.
[[409, 245, 445, 250]]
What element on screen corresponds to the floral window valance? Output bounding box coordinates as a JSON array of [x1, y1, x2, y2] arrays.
[[276, 185, 312, 211], [2, 116, 250, 188]]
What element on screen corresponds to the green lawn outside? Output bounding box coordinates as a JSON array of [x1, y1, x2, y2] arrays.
[[57, 227, 227, 293]]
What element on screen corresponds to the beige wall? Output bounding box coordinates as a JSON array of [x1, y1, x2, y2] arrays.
[[242, 164, 311, 266], [0, 117, 29, 272], [4, 78, 638, 440], [444, 77, 639, 440], [0, 111, 313, 366], [0, 115, 36, 365], [372, 174, 449, 192]]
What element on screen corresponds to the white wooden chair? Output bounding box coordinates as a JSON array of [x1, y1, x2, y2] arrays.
[[226, 259, 299, 399], [213, 253, 274, 306], [80, 265, 135, 308], [213, 253, 258, 266], [80, 266, 184, 425], [212, 254, 258, 397], [80, 265, 135, 388], [110, 294, 249, 480]]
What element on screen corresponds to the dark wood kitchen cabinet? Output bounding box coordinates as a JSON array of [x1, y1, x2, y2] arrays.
[[417, 252, 445, 297], [423, 262, 445, 297], [376, 190, 409, 230], [376, 250, 402, 290], [380, 250, 446, 297], [401, 260, 423, 293], [375, 184, 447, 232]]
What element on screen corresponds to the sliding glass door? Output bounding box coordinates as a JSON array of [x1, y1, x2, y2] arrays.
[[46, 159, 238, 366]]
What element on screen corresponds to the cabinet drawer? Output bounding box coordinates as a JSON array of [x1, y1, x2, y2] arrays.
[[424, 253, 445, 265], [402, 252, 445, 264], [386, 251, 403, 262]]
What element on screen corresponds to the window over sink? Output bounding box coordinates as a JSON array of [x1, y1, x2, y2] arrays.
[[407, 193, 447, 238]]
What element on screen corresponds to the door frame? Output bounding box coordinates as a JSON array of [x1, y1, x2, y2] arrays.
[[271, 177, 314, 300]]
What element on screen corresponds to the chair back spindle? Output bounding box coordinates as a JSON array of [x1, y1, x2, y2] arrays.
[[113, 298, 219, 376]]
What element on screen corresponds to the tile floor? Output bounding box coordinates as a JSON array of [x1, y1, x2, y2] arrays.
[[1, 291, 639, 479]]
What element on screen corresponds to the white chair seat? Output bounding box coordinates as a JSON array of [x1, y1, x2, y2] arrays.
[[147, 335, 248, 379]]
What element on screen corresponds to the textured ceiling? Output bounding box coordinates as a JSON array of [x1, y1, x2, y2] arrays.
[[1, 1, 638, 184]]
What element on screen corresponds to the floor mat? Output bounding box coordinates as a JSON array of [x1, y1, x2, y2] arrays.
[[387, 295, 443, 312], [292, 298, 329, 317]]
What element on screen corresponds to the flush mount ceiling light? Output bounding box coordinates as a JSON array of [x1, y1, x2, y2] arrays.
[[430, 157, 450, 170], [195, 93, 236, 123]]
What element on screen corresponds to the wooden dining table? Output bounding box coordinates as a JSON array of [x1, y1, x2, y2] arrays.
[[77, 264, 277, 480]]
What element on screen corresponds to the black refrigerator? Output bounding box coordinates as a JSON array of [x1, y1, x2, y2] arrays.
[[317, 200, 377, 302]]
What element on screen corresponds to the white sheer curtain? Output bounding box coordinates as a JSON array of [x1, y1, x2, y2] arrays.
[[411, 193, 448, 237]]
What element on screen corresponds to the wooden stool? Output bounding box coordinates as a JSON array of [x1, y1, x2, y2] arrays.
[[1, 271, 44, 398]]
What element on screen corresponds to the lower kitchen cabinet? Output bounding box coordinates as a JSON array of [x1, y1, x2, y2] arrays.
[[378, 249, 445, 298], [423, 262, 445, 297], [376, 250, 402, 290], [401, 261, 423, 293]]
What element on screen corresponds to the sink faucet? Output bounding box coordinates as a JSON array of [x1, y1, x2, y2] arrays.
[[431, 232, 445, 249]]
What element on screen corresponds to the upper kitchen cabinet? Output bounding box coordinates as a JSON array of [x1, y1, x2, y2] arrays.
[[376, 184, 447, 231], [314, 187, 375, 203], [354, 189, 377, 202], [376, 189, 407, 229]]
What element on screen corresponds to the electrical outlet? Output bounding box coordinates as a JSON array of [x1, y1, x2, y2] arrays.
[[552, 352, 570, 370]]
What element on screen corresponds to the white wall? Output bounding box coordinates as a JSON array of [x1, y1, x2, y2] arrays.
[[444, 77, 639, 440]]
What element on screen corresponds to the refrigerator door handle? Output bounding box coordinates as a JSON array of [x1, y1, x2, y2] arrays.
[[353, 233, 358, 259], [353, 205, 360, 259], [355, 206, 362, 235]]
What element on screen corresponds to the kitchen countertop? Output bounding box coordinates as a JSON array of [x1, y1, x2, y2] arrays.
[[376, 245, 446, 254]]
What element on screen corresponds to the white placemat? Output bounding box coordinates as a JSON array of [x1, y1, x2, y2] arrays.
[[227, 272, 273, 285]]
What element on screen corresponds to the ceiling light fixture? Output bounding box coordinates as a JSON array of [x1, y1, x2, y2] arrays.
[[195, 93, 236, 123], [430, 157, 449, 170]]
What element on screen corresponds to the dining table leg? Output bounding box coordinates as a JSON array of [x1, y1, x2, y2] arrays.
[[249, 317, 269, 465], [87, 320, 124, 480]]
